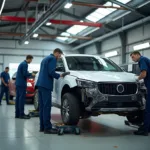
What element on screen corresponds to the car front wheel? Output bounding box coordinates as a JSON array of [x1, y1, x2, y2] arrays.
[[34, 91, 39, 111], [61, 93, 80, 125]]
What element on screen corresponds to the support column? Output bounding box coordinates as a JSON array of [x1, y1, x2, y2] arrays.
[[94, 42, 101, 54], [120, 32, 127, 64]]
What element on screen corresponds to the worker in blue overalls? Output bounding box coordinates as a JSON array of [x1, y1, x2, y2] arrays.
[[0, 67, 10, 105], [15, 55, 35, 119], [36, 48, 63, 134], [130, 51, 150, 136]]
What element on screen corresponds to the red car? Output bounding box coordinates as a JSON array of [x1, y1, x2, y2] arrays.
[[9, 71, 37, 102]]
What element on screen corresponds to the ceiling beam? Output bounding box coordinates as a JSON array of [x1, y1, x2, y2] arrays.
[[72, 1, 127, 10], [0, 16, 103, 27], [108, 0, 146, 18], [19, 0, 66, 45], [2, 6, 44, 13]]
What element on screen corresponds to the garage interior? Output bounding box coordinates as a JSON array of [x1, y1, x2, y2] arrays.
[[0, 0, 150, 149]]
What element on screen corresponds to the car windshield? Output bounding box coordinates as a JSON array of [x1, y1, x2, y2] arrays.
[[65, 56, 122, 72]]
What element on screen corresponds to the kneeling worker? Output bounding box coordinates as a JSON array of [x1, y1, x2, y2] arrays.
[[130, 51, 150, 136], [36, 48, 64, 134]]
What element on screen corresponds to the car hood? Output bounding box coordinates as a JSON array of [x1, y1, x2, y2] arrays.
[[69, 71, 136, 82]]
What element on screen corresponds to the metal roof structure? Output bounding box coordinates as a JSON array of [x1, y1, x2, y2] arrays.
[[0, 0, 150, 48]]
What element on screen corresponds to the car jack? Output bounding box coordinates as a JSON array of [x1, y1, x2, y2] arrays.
[[54, 123, 81, 136], [29, 110, 39, 117]]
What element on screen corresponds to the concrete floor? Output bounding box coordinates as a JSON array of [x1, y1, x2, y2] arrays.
[[0, 102, 149, 150]]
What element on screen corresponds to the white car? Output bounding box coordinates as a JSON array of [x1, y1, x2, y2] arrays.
[[34, 54, 146, 125]]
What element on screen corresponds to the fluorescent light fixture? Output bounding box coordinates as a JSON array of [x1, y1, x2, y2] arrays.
[[24, 41, 29, 45], [133, 42, 150, 50], [64, 2, 72, 9], [33, 33, 39, 38], [46, 22, 52, 26], [105, 51, 118, 58]]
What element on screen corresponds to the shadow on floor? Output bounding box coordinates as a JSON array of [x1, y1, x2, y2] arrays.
[[51, 114, 134, 137]]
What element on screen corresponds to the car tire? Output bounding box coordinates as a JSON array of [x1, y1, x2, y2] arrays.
[[9, 95, 14, 100], [126, 110, 144, 125], [34, 91, 39, 111], [61, 93, 80, 125]]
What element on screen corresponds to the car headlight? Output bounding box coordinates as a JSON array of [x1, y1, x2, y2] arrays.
[[137, 79, 146, 89], [76, 79, 97, 88], [27, 82, 32, 87]]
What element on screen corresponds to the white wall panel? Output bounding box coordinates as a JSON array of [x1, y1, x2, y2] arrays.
[[101, 35, 121, 52], [127, 23, 150, 44], [0, 40, 73, 51], [109, 56, 120, 65], [0, 55, 3, 63], [3, 56, 43, 68], [127, 39, 150, 53], [143, 49, 150, 58], [0, 49, 43, 56], [84, 44, 98, 54], [0, 39, 77, 70]]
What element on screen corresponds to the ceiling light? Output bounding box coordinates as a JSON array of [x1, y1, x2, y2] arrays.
[[133, 42, 150, 50], [105, 51, 118, 58], [24, 41, 29, 45], [64, 2, 72, 9], [33, 33, 39, 38], [46, 22, 52, 26]]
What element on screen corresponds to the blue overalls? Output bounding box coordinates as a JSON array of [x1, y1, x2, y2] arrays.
[[0, 71, 10, 104], [36, 54, 60, 130], [15, 61, 31, 117], [138, 56, 150, 132]]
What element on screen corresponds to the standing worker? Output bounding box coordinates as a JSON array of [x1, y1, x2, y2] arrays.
[[15, 55, 35, 119], [36, 48, 64, 134], [0, 67, 10, 105], [130, 51, 150, 136]]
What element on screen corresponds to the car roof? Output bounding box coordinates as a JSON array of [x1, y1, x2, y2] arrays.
[[63, 54, 106, 59], [63, 54, 98, 58]]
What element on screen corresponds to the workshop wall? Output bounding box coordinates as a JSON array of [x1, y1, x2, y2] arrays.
[[83, 23, 150, 66], [84, 44, 98, 54], [0, 39, 77, 72]]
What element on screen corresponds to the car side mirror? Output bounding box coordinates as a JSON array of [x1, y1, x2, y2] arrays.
[[55, 66, 65, 72]]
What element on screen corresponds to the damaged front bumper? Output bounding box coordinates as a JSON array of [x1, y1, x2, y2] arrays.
[[81, 87, 145, 113]]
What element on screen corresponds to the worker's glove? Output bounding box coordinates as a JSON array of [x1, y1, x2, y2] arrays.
[[61, 72, 70, 78]]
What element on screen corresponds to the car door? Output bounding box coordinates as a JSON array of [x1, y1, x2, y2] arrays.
[[52, 58, 65, 105]]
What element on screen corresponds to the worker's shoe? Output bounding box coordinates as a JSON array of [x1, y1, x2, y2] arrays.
[[134, 129, 149, 136], [44, 128, 58, 134], [20, 115, 31, 119], [39, 129, 44, 132], [15, 116, 19, 119]]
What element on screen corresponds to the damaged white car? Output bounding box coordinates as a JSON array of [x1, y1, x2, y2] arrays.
[[34, 54, 146, 125]]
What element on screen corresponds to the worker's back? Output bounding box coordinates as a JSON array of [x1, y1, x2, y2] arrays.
[[16, 61, 28, 87], [36, 54, 57, 91]]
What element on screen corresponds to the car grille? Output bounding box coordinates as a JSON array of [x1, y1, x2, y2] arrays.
[[98, 83, 137, 95]]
